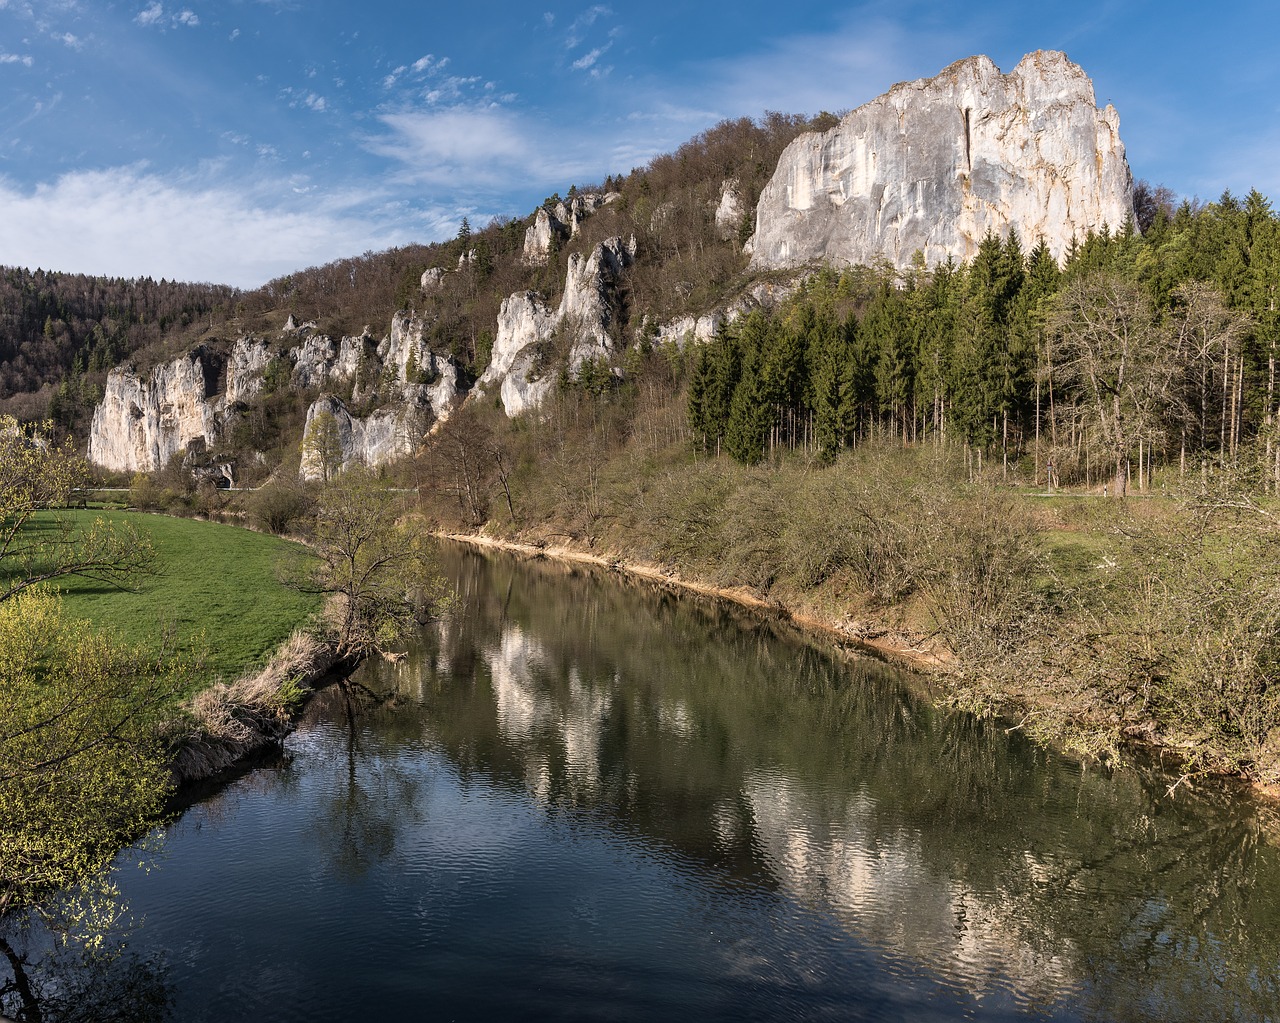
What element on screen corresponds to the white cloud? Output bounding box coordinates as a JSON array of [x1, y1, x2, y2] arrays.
[[571, 45, 608, 71], [0, 53, 34, 66], [421, 75, 480, 105], [0, 167, 428, 288], [280, 87, 327, 112], [136, 2, 164, 26], [365, 106, 594, 192], [136, 3, 199, 29], [58, 32, 82, 49]]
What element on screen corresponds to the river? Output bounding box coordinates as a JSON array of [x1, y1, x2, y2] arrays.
[[23, 545, 1280, 1021]]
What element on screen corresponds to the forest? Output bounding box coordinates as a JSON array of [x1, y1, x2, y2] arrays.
[[687, 188, 1279, 496]]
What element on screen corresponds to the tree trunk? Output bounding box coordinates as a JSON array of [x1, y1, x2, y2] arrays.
[[1113, 453, 1127, 498]]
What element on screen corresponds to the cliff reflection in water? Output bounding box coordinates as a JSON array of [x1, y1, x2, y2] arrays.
[[359, 544, 1280, 1023]]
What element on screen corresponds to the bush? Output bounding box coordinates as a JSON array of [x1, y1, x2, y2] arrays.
[[248, 479, 314, 535]]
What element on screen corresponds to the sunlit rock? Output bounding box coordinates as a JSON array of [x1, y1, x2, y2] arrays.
[[749, 50, 1134, 271], [88, 347, 224, 473]]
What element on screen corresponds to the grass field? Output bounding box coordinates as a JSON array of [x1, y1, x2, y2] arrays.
[[35, 511, 323, 688]]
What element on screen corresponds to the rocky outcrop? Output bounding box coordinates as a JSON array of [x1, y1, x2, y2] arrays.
[[89, 315, 459, 475], [522, 208, 564, 266], [290, 334, 339, 390], [522, 192, 621, 265], [299, 392, 437, 481], [290, 331, 372, 392], [479, 235, 635, 416], [88, 347, 225, 473], [296, 315, 461, 479], [299, 396, 424, 483], [484, 292, 558, 416], [225, 337, 272, 406], [651, 279, 800, 349], [748, 51, 1133, 271], [714, 180, 745, 240]]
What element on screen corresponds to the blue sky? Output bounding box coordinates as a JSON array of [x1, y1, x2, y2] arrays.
[[1, 0, 1277, 288]]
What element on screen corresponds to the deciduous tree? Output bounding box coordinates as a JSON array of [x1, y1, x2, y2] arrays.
[[290, 470, 450, 658]]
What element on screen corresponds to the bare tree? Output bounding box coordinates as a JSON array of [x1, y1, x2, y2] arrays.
[[1169, 281, 1251, 470], [1051, 272, 1186, 496]]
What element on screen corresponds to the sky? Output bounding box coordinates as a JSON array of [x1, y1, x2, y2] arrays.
[[1, 0, 1278, 289]]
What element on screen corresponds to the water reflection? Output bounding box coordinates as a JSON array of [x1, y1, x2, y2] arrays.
[[20, 542, 1274, 1022], [355, 544, 1280, 1022]]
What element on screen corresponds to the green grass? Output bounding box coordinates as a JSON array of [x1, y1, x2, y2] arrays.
[[37, 511, 323, 687]]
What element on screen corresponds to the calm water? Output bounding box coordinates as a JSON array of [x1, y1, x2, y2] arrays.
[[40, 547, 1280, 1020]]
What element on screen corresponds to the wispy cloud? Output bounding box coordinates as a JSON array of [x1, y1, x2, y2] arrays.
[[0, 167, 430, 288], [280, 87, 327, 112], [364, 106, 595, 192], [571, 44, 609, 71], [565, 4, 611, 49], [0, 52, 34, 66], [135, 3, 200, 29], [383, 53, 451, 91]]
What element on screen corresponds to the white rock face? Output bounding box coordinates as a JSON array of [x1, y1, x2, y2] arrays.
[[88, 316, 459, 475], [522, 208, 564, 266], [299, 395, 425, 481], [714, 180, 745, 240], [297, 316, 462, 478], [299, 383, 456, 481], [290, 334, 338, 390], [420, 267, 446, 289], [88, 348, 223, 473], [381, 312, 428, 382], [225, 337, 272, 405], [486, 292, 557, 383], [335, 334, 371, 384], [523, 192, 623, 264], [749, 51, 1134, 271], [652, 279, 799, 349], [479, 235, 635, 416]]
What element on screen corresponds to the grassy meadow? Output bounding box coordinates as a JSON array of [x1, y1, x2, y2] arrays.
[[39, 510, 322, 689]]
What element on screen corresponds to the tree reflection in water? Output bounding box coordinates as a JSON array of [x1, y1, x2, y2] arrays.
[[1, 915, 171, 1023], [352, 544, 1280, 1023]]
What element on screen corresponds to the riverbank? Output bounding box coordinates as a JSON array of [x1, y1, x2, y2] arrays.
[[438, 525, 1280, 802], [440, 532, 950, 673], [165, 629, 352, 787]]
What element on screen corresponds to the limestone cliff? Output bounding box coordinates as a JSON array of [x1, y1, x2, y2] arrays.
[[296, 313, 461, 479], [748, 51, 1133, 271], [88, 347, 225, 473], [521, 192, 621, 266], [479, 235, 635, 416], [88, 316, 459, 476], [299, 395, 427, 481], [651, 279, 800, 349]]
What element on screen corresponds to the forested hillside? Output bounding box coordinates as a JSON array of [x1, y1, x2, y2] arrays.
[[686, 188, 1280, 494], [0, 268, 238, 431]]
